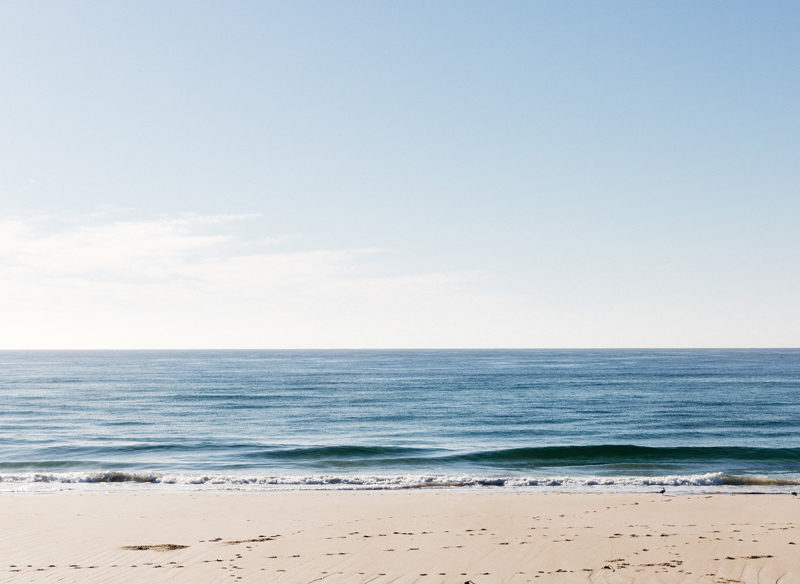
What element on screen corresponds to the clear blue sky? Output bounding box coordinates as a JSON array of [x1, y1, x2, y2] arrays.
[[1, 1, 799, 348]]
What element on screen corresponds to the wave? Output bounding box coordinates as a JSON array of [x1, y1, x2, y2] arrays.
[[0, 470, 798, 491], [243, 445, 436, 460], [4, 444, 799, 474], [231, 444, 800, 468], [450, 445, 800, 465]]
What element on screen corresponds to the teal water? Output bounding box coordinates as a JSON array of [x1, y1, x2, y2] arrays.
[[1, 349, 798, 491]]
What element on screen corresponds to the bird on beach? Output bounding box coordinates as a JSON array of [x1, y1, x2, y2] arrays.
[[658, 488, 666, 494]]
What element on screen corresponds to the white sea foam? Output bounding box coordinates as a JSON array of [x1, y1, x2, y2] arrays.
[[1, 471, 797, 493]]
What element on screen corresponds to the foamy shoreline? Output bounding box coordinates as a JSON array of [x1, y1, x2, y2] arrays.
[[2, 491, 798, 583], [2, 469, 799, 495]]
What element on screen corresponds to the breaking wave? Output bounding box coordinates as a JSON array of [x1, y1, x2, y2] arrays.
[[1, 470, 798, 492]]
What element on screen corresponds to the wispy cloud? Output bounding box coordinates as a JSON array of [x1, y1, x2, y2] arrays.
[[0, 213, 265, 279], [0, 213, 488, 348], [8, 211, 778, 349]]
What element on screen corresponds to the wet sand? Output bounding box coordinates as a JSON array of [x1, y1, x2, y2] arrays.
[[1, 491, 798, 583]]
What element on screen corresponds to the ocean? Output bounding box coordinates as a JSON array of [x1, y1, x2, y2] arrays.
[[1, 349, 799, 492]]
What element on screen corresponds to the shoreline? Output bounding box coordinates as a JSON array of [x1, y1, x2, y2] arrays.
[[2, 485, 799, 496], [2, 491, 798, 583], [2, 470, 799, 496]]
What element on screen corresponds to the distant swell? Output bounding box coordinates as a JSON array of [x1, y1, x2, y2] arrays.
[[244, 445, 435, 460], [239, 444, 800, 467], [452, 445, 800, 465], [3, 444, 800, 472]]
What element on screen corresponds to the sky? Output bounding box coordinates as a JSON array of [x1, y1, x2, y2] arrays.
[[1, 1, 799, 349]]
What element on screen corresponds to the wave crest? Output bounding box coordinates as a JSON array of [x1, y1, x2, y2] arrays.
[[1, 470, 798, 491]]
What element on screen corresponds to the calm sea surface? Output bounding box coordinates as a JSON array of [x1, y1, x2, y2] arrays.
[[1, 350, 799, 492]]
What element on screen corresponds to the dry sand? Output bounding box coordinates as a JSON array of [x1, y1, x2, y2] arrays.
[[1, 491, 798, 583]]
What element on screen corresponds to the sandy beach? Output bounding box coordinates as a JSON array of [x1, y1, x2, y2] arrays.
[[1, 491, 798, 583]]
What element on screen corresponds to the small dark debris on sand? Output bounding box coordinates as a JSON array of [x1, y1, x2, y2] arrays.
[[121, 544, 188, 552], [225, 536, 276, 545]]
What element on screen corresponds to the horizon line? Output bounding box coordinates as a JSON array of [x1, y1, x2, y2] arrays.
[[1, 347, 798, 351]]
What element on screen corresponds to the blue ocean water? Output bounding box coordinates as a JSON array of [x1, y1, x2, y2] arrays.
[[1, 349, 799, 491]]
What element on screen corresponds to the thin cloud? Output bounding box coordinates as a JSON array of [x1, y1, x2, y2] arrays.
[[0, 213, 489, 348]]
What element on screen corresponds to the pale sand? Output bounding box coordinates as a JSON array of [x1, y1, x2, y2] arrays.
[[1, 492, 798, 583]]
